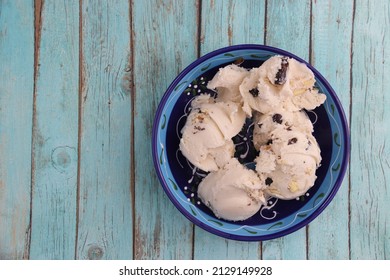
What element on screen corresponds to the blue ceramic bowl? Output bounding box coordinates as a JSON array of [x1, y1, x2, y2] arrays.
[[152, 44, 349, 241]]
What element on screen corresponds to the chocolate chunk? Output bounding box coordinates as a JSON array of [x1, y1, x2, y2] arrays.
[[265, 177, 273, 186], [272, 113, 283, 124], [275, 57, 289, 85], [258, 123, 263, 129], [288, 137, 298, 145], [249, 87, 259, 97], [193, 125, 205, 134], [306, 140, 312, 150], [266, 139, 273, 145]]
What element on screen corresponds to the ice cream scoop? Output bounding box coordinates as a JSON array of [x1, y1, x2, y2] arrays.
[[179, 94, 245, 172], [198, 158, 266, 221], [253, 109, 314, 150], [255, 126, 321, 199], [240, 56, 326, 116]]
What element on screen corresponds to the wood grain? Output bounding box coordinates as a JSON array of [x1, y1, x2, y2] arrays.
[[194, 0, 265, 260], [200, 0, 266, 54], [29, 0, 79, 260], [0, 0, 389, 260], [76, 0, 133, 259], [350, 0, 390, 259], [262, 0, 311, 260], [132, 0, 198, 260], [307, 0, 353, 260], [0, 0, 34, 260]]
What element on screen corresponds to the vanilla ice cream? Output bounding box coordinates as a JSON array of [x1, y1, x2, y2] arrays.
[[255, 126, 321, 199], [197, 158, 266, 221], [253, 109, 314, 150], [240, 56, 326, 116], [207, 64, 249, 103], [192, 94, 246, 139], [178, 55, 327, 219], [179, 94, 245, 172]]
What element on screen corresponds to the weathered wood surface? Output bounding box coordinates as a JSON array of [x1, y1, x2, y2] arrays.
[[308, 0, 353, 260], [76, 0, 133, 260], [29, 0, 79, 260], [0, 0, 388, 260], [350, 0, 390, 259], [133, 0, 198, 260], [0, 0, 34, 260]]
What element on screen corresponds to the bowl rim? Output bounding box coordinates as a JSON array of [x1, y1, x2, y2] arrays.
[[152, 44, 350, 241]]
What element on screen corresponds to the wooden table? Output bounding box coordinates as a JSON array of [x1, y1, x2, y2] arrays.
[[0, 0, 389, 260]]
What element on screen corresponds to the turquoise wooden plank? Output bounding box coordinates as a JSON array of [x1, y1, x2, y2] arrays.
[[133, 0, 197, 259], [29, 0, 79, 259], [194, 0, 265, 260], [262, 0, 311, 260], [76, 0, 133, 259], [199, 0, 266, 54], [265, 0, 311, 60], [308, 0, 353, 260], [194, 231, 261, 260], [0, 0, 34, 260], [350, 0, 390, 259]]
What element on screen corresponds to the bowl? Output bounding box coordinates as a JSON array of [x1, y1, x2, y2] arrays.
[[152, 44, 350, 241]]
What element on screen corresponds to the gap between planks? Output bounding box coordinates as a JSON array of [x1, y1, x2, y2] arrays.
[[75, 0, 84, 259], [28, 0, 44, 260]]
